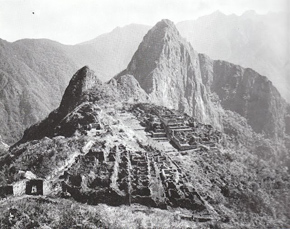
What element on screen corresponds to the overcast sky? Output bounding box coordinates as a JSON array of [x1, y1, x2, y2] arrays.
[[0, 0, 288, 44]]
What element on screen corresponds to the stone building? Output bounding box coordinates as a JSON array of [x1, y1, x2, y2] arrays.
[[25, 179, 43, 195]]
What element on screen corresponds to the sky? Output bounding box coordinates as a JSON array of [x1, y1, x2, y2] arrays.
[[0, 0, 288, 44]]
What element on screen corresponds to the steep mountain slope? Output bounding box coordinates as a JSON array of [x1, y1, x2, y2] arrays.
[[15, 66, 115, 146], [199, 54, 288, 138], [0, 25, 149, 144], [1, 66, 289, 228], [177, 11, 290, 101], [117, 19, 289, 139], [117, 20, 222, 129], [0, 38, 78, 145]]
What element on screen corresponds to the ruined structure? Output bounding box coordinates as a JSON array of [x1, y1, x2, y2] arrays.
[[59, 141, 206, 211], [25, 179, 43, 195], [132, 104, 221, 151]]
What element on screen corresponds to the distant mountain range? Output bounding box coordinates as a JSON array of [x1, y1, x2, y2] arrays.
[[177, 10, 290, 102], [0, 11, 289, 144]]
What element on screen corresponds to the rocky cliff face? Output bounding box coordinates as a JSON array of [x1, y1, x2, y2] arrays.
[[118, 19, 222, 129], [117, 19, 289, 138], [199, 54, 288, 138]]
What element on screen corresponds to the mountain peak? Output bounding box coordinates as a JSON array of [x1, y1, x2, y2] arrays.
[[116, 18, 221, 127], [119, 19, 184, 94], [13, 66, 105, 145], [150, 19, 179, 36], [211, 10, 225, 17], [155, 19, 175, 28], [136, 19, 180, 46], [59, 65, 101, 115]]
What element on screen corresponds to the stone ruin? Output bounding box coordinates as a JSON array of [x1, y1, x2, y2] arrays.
[[0, 177, 45, 198], [25, 179, 43, 195], [0, 104, 214, 213], [132, 104, 222, 151], [59, 142, 207, 212]]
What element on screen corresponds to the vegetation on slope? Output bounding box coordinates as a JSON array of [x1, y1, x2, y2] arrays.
[[0, 100, 289, 228], [0, 197, 105, 229]]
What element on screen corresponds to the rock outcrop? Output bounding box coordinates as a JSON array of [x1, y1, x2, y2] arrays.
[[58, 66, 102, 115], [15, 19, 287, 144], [109, 74, 149, 102], [14, 66, 108, 145]]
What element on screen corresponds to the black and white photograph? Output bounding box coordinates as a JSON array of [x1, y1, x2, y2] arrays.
[[0, 0, 289, 228]]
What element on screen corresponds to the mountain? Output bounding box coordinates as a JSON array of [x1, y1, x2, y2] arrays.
[[76, 24, 150, 80], [117, 19, 289, 139], [200, 55, 289, 138], [14, 66, 118, 146], [117, 20, 223, 129], [1, 11, 289, 145], [0, 38, 79, 145], [0, 24, 149, 144], [8, 67, 208, 212], [177, 11, 290, 102], [0, 16, 289, 228], [1, 65, 289, 228]]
